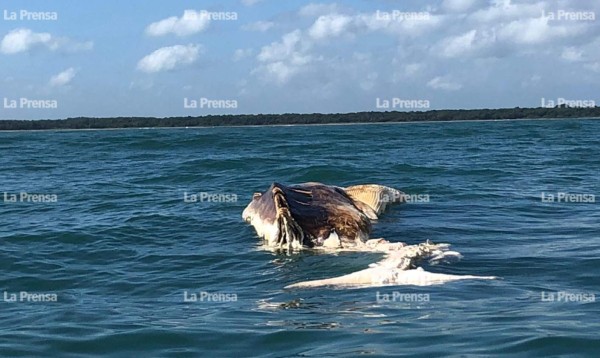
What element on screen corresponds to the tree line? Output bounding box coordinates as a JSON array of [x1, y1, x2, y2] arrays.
[[1, 106, 599, 131]]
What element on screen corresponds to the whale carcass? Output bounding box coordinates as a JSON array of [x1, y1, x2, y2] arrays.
[[242, 182, 405, 250], [242, 182, 495, 288]]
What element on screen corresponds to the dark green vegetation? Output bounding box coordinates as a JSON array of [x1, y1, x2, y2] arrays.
[[1, 106, 599, 130]]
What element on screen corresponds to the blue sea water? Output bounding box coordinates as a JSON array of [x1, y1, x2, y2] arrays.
[[0, 118, 599, 357]]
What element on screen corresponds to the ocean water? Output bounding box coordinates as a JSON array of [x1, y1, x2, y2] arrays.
[[0, 118, 599, 357]]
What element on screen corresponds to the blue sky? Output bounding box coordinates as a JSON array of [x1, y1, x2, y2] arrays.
[[1, 0, 599, 119]]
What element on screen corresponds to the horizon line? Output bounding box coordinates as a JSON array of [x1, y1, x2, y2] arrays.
[[2, 105, 600, 121]]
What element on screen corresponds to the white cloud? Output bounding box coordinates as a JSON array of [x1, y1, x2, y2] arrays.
[[359, 12, 443, 37], [440, 30, 477, 57], [561, 47, 583, 62], [498, 17, 584, 45], [470, 0, 542, 23], [0, 28, 92, 54], [427, 76, 462, 91], [308, 14, 354, 40], [439, 29, 497, 58], [247, 0, 600, 102], [252, 6, 444, 84], [49, 67, 77, 87], [255, 30, 315, 84], [404, 63, 424, 77], [305, 11, 442, 41], [256, 62, 300, 84], [391, 56, 426, 83], [242, 21, 274, 32], [1, 28, 51, 54], [433, 1, 591, 60], [146, 10, 210, 37], [233, 48, 253, 61], [137, 44, 201, 73], [257, 30, 310, 63]]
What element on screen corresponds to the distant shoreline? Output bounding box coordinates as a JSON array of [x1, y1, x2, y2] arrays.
[[1, 116, 597, 133], [1, 107, 599, 131]]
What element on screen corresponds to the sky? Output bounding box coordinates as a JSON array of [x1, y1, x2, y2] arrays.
[[0, 0, 599, 119]]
